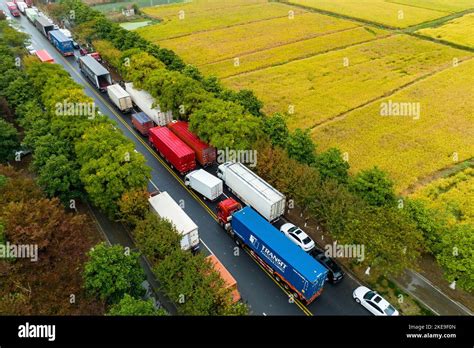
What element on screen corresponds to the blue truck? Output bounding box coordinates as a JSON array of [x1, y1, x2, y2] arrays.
[[227, 206, 328, 304], [48, 30, 74, 56]]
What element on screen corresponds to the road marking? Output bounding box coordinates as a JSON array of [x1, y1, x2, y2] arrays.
[[200, 239, 214, 255], [148, 179, 159, 191], [53, 43, 312, 317], [262, 312, 267, 316]]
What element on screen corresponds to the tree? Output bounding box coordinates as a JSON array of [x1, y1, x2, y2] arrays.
[[84, 243, 145, 304], [189, 98, 263, 150], [436, 224, 474, 291], [313, 148, 349, 184], [3, 76, 35, 110], [120, 51, 165, 86], [132, 213, 181, 264], [31, 134, 73, 170], [221, 89, 263, 117], [182, 64, 203, 81], [0, 118, 19, 163], [107, 294, 166, 316], [286, 128, 316, 165], [350, 167, 396, 207], [118, 188, 150, 227], [263, 113, 289, 148]]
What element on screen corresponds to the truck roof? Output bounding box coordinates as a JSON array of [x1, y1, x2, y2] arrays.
[[187, 169, 221, 187], [124, 82, 161, 111], [149, 192, 198, 236], [149, 127, 194, 158], [48, 29, 71, 43], [79, 55, 110, 77], [234, 207, 327, 284], [206, 255, 241, 303], [167, 120, 212, 151], [35, 15, 53, 28], [107, 84, 130, 99], [35, 49, 54, 63], [224, 162, 285, 204], [132, 112, 151, 125]]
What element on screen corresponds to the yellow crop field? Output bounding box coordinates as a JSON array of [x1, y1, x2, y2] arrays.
[[143, 12, 358, 66], [411, 167, 474, 226], [386, 0, 474, 13], [417, 13, 474, 48], [224, 35, 472, 129], [200, 26, 390, 78], [288, 0, 450, 28], [311, 58, 474, 192], [141, 2, 306, 41]]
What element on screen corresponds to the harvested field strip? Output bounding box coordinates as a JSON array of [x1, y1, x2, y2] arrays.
[[149, 12, 358, 65], [224, 35, 472, 130], [140, 2, 307, 41], [311, 58, 474, 192], [201, 27, 391, 78]]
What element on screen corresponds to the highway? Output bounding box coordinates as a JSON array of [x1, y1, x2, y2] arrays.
[[5, 5, 369, 316]]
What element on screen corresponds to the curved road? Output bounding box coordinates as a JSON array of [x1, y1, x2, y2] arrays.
[[5, 6, 368, 316]]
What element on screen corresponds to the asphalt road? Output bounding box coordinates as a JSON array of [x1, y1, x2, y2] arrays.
[[6, 7, 369, 316]]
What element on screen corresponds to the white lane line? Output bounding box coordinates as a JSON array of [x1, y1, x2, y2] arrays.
[[148, 179, 159, 191], [200, 238, 214, 255]]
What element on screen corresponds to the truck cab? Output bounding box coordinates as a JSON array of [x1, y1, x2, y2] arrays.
[[216, 198, 242, 229]]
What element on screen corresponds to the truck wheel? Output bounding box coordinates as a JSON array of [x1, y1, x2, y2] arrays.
[[283, 283, 289, 291], [234, 238, 241, 247], [274, 274, 280, 283], [355, 298, 361, 304], [293, 292, 299, 300]]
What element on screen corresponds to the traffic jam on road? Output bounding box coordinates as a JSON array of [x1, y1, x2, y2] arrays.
[[3, 2, 400, 316]]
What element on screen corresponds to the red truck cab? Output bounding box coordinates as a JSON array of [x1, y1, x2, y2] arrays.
[[6, 2, 20, 16], [217, 198, 242, 229]]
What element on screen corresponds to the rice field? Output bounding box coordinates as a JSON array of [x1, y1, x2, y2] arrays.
[[223, 35, 472, 129], [311, 58, 474, 192], [140, 1, 305, 40], [288, 0, 451, 28], [417, 13, 474, 48], [410, 167, 474, 225], [141, 11, 359, 65], [386, 0, 474, 13]]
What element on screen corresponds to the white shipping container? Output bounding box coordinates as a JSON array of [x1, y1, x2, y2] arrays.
[[125, 82, 173, 126], [148, 192, 200, 251], [107, 84, 133, 112], [185, 169, 223, 201], [17, 2, 27, 13], [217, 162, 286, 221]]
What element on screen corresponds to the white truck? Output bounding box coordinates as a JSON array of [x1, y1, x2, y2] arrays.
[[25, 8, 38, 22], [107, 84, 133, 113], [125, 82, 173, 126], [217, 161, 286, 222], [148, 191, 200, 252], [16, 1, 27, 14], [184, 169, 223, 201]]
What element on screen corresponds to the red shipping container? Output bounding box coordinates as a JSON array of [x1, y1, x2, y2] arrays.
[[132, 112, 153, 136], [149, 127, 196, 175], [167, 120, 216, 167]]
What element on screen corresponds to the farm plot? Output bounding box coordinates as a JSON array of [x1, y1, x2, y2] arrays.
[[386, 0, 474, 13], [200, 26, 391, 78], [311, 58, 474, 192], [417, 13, 474, 48], [140, 1, 305, 40], [224, 35, 472, 129], [141, 11, 359, 66], [288, 0, 450, 28], [411, 167, 474, 226]]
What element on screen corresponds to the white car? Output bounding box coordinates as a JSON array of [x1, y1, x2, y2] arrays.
[[25, 45, 36, 55], [353, 286, 399, 316], [280, 223, 315, 252]]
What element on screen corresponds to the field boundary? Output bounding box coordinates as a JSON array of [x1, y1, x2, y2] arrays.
[[310, 56, 474, 131], [219, 32, 393, 79], [403, 8, 474, 32]]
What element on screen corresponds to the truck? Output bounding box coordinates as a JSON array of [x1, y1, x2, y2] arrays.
[[106, 84, 132, 112], [6, 2, 19, 16], [78, 55, 112, 92], [34, 15, 55, 37], [149, 191, 200, 252], [131, 112, 153, 136], [124, 82, 173, 127], [25, 7, 38, 22], [35, 49, 54, 63], [167, 120, 216, 167], [48, 29, 74, 56], [217, 161, 286, 222], [184, 169, 223, 201], [221, 204, 327, 304], [206, 255, 241, 303], [149, 127, 196, 175], [16, 1, 27, 13]]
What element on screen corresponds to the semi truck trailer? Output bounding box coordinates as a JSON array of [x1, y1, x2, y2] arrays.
[[149, 191, 200, 252], [221, 204, 327, 304], [167, 120, 216, 167], [106, 84, 133, 112], [34, 15, 55, 37], [25, 7, 38, 22], [78, 55, 112, 92], [217, 161, 286, 222], [184, 169, 223, 201], [48, 29, 74, 56], [131, 112, 153, 136]]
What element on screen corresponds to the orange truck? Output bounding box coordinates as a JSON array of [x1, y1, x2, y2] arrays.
[[206, 255, 241, 303]]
